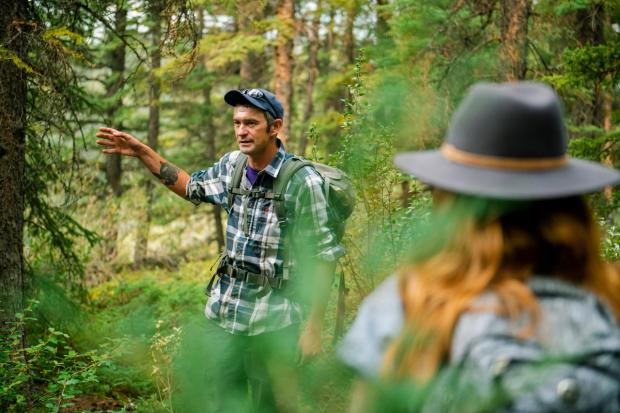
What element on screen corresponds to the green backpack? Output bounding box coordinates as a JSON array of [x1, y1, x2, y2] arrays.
[[227, 153, 355, 242]]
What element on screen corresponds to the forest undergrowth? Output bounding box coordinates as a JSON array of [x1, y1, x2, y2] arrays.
[[3, 2, 620, 410]]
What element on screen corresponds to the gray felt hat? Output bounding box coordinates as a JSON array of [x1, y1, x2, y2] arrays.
[[394, 82, 620, 199]]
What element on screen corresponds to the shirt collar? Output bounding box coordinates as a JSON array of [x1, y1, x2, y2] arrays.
[[262, 138, 287, 178]]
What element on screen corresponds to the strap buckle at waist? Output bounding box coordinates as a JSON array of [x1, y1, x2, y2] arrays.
[[220, 263, 287, 289]]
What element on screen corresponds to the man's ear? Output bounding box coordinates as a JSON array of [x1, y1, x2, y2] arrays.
[[270, 118, 283, 137]]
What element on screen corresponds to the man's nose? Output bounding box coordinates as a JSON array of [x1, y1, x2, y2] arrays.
[[237, 124, 248, 136]]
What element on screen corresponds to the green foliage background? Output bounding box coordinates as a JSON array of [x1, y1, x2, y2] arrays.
[[2, 0, 620, 411]]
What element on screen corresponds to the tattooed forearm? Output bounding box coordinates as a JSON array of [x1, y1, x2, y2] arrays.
[[153, 161, 179, 186]]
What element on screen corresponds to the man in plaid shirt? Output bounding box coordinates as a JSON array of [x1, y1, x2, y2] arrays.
[[96, 88, 344, 412]]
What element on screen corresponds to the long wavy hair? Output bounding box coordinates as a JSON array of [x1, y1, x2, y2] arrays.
[[382, 192, 620, 381]]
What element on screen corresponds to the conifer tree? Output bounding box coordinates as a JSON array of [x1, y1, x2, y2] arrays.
[[0, 0, 28, 326], [134, 0, 164, 266], [104, 1, 129, 197], [238, 0, 267, 84], [298, 0, 322, 155], [274, 0, 296, 146], [500, 0, 532, 80], [199, 6, 225, 251]]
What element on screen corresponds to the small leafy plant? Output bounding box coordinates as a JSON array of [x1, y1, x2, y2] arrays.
[[0, 300, 109, 412]]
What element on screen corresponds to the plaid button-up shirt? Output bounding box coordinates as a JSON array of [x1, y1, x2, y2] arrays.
[[186, 142, 345, 335]]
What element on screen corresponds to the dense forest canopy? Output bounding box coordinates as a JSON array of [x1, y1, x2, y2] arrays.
[[1, 0, 620, 411]]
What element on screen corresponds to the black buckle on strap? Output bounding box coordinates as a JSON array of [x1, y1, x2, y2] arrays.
[[220, 263, 286, 289]]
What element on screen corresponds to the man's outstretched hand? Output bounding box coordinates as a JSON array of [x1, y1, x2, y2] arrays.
[[96, 127, 145, 157], [97, 126, 190, 198]]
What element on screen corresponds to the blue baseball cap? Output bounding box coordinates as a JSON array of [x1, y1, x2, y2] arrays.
[[224, 88, 285, 120]]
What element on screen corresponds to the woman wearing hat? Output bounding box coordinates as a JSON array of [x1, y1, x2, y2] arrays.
[[338, 82, 620, 412]]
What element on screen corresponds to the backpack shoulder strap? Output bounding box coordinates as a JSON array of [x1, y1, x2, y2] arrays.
[[227, 153, 248, 210], [273, 156, 313, 223], [273, 156, 313, 281]]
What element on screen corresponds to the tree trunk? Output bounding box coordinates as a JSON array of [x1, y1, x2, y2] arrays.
[[326, 6, 335, 53], [576, 3, 608, 127], [198, 9, 226, 252], [274, 0, 295, 148], [324, 2, 357, 113], [238, 0, 266, 85], [100, 2, 128, 267], [134, 1, 162, 266], [575, 2, 606, 45], [400, 180, 412, 209], [574, 3, 612, 201], [603, 88, 613, 202], [298, 0, 321, 156], [0, 0, 27, 326], [105, 148, 122, 197], [376, 0, 390, 38], [104, 2, 128, 198], [205, 103, 226, 251], [343, 4, 356, 65], [499, 0, 531, 81]]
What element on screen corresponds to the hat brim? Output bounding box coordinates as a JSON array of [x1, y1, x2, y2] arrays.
[[395, 151, 620, 199], [224, 90, 279, 119]]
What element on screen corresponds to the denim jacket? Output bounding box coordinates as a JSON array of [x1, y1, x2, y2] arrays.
[[338, 275, 620, 412]]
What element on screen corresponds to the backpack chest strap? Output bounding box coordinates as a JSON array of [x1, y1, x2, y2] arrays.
[[229, 187, 284, 201]]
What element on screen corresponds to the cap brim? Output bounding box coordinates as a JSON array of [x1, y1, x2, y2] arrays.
[[224, 90, 275, 118], [395, 151, 620, 199]]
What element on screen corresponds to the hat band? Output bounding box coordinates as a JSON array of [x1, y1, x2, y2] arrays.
[[441, 144, 568, 170]]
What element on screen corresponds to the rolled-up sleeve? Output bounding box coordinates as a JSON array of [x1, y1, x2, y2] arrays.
[[292, 168, 346, 262], [186, 152, 238, 209]]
